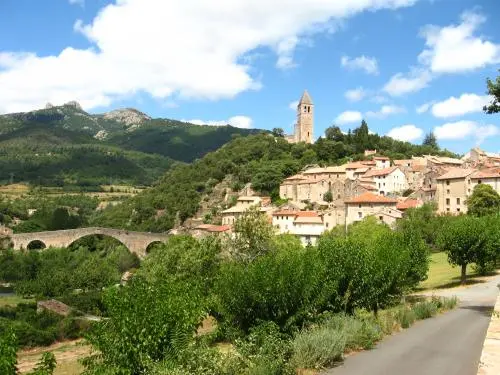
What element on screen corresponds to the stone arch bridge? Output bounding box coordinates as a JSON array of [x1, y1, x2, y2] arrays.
[[11, 227, 169, 258]]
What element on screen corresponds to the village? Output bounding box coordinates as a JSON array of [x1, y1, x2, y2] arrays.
[[191, 92, 500, 246]]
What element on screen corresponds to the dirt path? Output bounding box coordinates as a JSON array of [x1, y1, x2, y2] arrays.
[[17, 340, 90, 374]]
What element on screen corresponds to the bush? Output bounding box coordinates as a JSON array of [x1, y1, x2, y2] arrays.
[[0, 330, 17, 375], [290, 314, 381, 370], [395, 306, 416, 329], [290, 325, 345, 369], [412, 301, 438, 320]]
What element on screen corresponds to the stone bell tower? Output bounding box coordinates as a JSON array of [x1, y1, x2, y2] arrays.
[[295, 90, 314, 143]]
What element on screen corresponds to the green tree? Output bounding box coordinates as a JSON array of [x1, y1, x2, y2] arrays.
[[0, 330, 17, 375], [437, 216, 493, 284], [484, 69, 500, 114], [27, 352, 56, 375], [323, 190, 333, 203], [467, 184, 500, 217], [83, 278, 206, 374], [271, 128, 285, 137], [230, 206, 274, 263], [422, 132, 438, 149], [324, 126, 344, 142]]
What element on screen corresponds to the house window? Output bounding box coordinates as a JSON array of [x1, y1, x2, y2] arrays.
[[446, 198, 450, 205], [478, 180, 482, 184], [358, 212, 362, 218], [446, 180, 450, 185], [446, 208, 450, 212], [326, 222, 329, 228], [456, 198, 460, 205], [446, 189, 450, 194], [457, 208, 460, 212], [358, 204, 362, 208], [379, 216, 383, 221]]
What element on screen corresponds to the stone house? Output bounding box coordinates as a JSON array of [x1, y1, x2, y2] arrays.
[[363, 167, 408, 196], [469, 169, 500, 193], [221, 196, 271, 225], [373, 156, 390, 169], [272, 210, 325, 246], [320, 203, 345, 231], [435, 168, 474, 214], [344, 192, 399, 226]]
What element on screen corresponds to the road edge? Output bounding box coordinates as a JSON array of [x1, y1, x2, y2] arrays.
[[477, 285, 500, 375]]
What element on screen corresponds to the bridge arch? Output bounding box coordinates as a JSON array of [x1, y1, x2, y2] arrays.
[[27, 240, 46, 250], [67, 234, 130, 253], [145, 241, 164, 254]]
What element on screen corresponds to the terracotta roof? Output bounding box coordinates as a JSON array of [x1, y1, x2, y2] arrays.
[[373, 156, 390, 160], [396, 199, 421, 210], [345, 162, 367, 169], [284, 174, 306, 181], [394, 159, 413, 166], [411, 165, 426, 172], [354, 167, 370, 173], [470, 169, 500, 179], [195, 224, 231, 232], [360, 184, 378, 191], [294, 211, 323, 224], [324, 166, 347, 173], [295, 211, 320, 217], [345, 192, 398, 204], [436, 168, 474, 180], [363, 166, 399, 177], [272, 210, 298, 216]]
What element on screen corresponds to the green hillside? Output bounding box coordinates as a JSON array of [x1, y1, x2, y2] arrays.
[[0, 104, 258, 187]]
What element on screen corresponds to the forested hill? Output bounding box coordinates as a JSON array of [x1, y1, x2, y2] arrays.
[[92, 122, 458, 232], [0, 103, 259, 187]]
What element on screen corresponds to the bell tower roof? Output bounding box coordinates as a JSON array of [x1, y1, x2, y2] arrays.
[[299, 90, 313, 105]]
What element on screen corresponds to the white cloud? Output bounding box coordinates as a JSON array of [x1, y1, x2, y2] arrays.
[[185, 115, 253, 128], [344, 87, 367, 102], [366, 105, 405, 118], [383, 69, 432, 96], [288, 100, 299, 110], [431, 93, 492, 118], [387, 124, 424, 142], [335, 111, 362, 125], [416, 101, 434, 114], [371, 95, 388, 104], [434, 120, 499, 144], [69, 0, 84, 6], [0, 0, 417, 113], [341, 55, 379, 75], [418, 11, 500, 73]]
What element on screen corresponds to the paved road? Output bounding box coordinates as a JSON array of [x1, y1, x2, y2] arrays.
[[323, 276, 500, 375]]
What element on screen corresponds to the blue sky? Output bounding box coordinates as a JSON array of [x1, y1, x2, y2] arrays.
[[1, 0, 499, 154]]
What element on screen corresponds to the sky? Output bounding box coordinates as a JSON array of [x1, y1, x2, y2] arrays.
[[1, 0, 499, 154]]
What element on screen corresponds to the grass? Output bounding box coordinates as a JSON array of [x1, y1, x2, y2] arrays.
[[0, 294, 34, 307], [419, 252, 482, 290]]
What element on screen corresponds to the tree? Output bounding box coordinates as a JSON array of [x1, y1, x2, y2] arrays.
[[467, 184, 500, 217], [271, 128, 285, 137], [422, 132, 438, 149], [437, 216, 493, 285], [325, 126, 344, 142], [324, 190, 333, 202], [230, 206, 275, 263], [484, 69, 500, 114], [0, 330, 17, 375]]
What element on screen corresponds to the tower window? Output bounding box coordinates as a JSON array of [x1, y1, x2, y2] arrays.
[[307, 106, 310, 113], [304, 106, 307, 112]]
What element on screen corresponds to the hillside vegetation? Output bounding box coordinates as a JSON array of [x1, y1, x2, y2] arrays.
[[0, 104, 258, 187], [93, 121, 457, 232]]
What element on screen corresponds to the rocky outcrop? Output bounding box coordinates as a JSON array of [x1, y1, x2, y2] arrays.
[[102, 108, 151, 127]]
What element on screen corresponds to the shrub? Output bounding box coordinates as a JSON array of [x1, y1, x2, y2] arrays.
[[412, 301, 438, 320], [395, 306, 415, 329], [290, 325, 345, 369]]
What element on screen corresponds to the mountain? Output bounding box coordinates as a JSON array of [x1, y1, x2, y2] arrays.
[[0, 103, 260, 187]]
